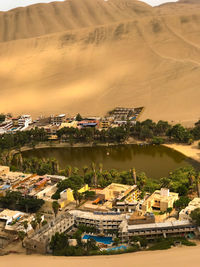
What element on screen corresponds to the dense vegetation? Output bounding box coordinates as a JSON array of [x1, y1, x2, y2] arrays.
[[0, 191, 44, 213], [50, 231, 99, 256], [49, 231, 195, 256], [190, 208, 200, 226], [148, 237, 196, 250]]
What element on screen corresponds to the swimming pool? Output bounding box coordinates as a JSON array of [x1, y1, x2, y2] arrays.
[[106, 245, 127, 251], [82, 235, 113, 245]]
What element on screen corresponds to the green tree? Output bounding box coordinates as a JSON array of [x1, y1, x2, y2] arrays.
[[42, 220, 48, 226], [0, 114, 5, 123], [52, 201, 60, 217], [151, 136, 164, 145], [195, 172, 200, 197], [167, 124, 192, 143], [174, 196, 190, 211], [18, 230, 26, 246], [35, 212, 42, 227], [76, 113, 83, 121], [50, 232, 69, 254], [190, 208, 200, 226], [23, 220, 28, 232], [31, 220, 38, 231], [166, 207, 173, 215]]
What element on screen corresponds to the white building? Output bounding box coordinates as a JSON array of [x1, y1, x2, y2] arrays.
[[179, 198, 200, 221], [18, 115, 32, 129]]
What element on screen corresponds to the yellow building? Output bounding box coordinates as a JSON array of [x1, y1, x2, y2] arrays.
[[59, 121, 78, 129], [59, 184, 89, 209], [142, 188, 179, 212]]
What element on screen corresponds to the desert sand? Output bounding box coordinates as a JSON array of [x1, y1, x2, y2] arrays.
[[1, 245, 200, 267], [0, 0, 200, 123], [164, 141, 200, 163]]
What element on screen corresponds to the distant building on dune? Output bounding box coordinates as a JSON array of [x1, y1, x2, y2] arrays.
[[50, 114, 66, 125]]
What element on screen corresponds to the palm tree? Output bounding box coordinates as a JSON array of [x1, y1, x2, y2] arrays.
[[51, 158, 59, 174], [130, 168, 137, 185], [15, 153, 23, 170], [65, 165, 72, 177], [18, 231, 26, 247], [160, 177, 171, 188], [30, 220, 38, 231], [73, 190, 79, 207], [188, 172, 195, 186], [91, 162, 97, 187], [35, 213, 42, 228], [195, 172, 200, 197], [99, 163, 103, 174], [82, 165, 88, 176], [73, 167, 79, 175], [23, 220, 28, 233]]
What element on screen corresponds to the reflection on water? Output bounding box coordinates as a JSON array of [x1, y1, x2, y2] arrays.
[[22, 144, 194, 179]]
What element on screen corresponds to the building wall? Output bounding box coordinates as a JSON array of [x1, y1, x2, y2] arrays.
[[25, 213, 74, 254]]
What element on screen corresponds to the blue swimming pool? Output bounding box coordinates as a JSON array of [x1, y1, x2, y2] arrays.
[[106, 245, 127, 251], [82, 235, 113, 245]]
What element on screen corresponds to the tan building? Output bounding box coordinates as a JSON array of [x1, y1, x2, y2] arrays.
[[142, 188, 178, 212], [99, 183, 136, 201], [128, 211, 155, 225]]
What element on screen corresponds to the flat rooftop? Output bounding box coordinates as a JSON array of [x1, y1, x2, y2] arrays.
[[69, 210, 125, 221], [127, 220, 192, 231]]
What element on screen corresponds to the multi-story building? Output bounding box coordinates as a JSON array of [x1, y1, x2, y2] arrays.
[[18, 115, 32, 129], [142, 188, 179, 213], [24, 213, 74, 254], [50, 114, 66, 125], [119, 220, 196, 242], [69, 210, 125, 234]]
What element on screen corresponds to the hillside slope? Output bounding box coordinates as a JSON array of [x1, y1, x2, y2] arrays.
[[0, 0, 200, 124]]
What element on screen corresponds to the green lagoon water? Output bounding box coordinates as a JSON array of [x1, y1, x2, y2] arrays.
[[22, 144, 197, 179]]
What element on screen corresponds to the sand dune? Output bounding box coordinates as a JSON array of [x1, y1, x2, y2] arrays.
[[1, 245, 200, 267], [0, 0, 200, 123]]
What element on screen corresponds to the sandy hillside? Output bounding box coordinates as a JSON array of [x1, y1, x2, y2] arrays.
[[0, 0, 200, 123]]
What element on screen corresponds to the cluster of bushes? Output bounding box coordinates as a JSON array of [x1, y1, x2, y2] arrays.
[[50, 232, 99, 256], [0, 128, 48, 151], [0, 191, 44, 213], [148, 237, 196, 251]]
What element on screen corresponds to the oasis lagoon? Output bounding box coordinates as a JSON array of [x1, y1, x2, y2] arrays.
[[21, 144, 198, 179]]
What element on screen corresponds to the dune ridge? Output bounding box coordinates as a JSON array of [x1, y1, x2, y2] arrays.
[[0, 0, 200, 123]]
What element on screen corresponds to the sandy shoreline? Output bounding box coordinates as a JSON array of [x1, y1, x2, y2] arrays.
[[163, 141, 200, 164], [1, 245, 200, 267]]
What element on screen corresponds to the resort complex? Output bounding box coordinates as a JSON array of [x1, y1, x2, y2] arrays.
[[0, 162, 200, 255], [0, 109, 200, 256]]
